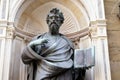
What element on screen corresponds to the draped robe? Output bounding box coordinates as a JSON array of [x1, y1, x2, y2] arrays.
[[21, 33, 74, 80]]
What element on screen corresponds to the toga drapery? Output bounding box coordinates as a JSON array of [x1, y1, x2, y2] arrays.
[[21, 33, 74, 80]]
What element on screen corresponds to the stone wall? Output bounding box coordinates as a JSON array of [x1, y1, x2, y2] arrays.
[[104, 0, 120, 80]]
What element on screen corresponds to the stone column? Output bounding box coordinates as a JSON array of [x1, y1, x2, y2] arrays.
[[0, 25, 14, 80], [19, 39, 27, 80], [96, 0, 105, 19], [90, 20, 111, 80], [0, 0, 9, 20], [0, 26, 6, 80], [9, 35, 27, 80]]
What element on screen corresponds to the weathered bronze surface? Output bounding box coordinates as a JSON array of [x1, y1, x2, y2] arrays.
[[21, 8, 88, 80]]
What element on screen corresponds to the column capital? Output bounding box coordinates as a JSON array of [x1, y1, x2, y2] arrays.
[[89, 19, 107, 38], [6, 26, 15, 39]]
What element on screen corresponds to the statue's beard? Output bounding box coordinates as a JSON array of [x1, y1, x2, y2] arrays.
[[49, 23, 59, 35]]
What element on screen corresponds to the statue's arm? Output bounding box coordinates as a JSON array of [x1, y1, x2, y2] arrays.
[[21, 38, 48, 64], [21, 46, 35, 64], [28, 38, 48, 48]]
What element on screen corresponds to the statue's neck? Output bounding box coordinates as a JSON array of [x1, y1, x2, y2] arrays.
[[45, 32, 61, 41], [48, 31, 60, 36]]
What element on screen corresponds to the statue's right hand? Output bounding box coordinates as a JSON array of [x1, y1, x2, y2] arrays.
[[29, 38, 48, 47], [40, 38, 48, 44]]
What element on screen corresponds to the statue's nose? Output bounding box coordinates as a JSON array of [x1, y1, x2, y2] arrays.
[[53, 19, 55, 22], [51, 17, 55, 22]]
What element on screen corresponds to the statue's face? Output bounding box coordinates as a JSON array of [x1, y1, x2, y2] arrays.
[[47, 13, 63, 35]]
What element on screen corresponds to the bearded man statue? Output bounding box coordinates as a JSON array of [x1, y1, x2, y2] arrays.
[[21, 8, 76, 80]]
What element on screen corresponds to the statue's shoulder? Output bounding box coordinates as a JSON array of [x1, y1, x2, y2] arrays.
[[60, 33, 74, 49], [31, 33, 47, 41], [59, 33, 70, 41]]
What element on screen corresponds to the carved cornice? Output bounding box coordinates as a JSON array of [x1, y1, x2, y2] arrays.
[[14, 27, 35, 37], [90, 20, 107, 27], [0, 20, 8, 26], [14, 27, 35, 42], [14, 27, 90, 42], [66, 27, 89, 41]]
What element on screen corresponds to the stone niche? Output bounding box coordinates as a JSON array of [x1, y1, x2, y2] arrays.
[[10, 0, 91, 80]]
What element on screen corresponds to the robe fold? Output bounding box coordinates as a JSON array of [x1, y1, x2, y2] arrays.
[[21, 33, 74, 80]]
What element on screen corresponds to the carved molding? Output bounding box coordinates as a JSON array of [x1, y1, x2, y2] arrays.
[[90, 20, 106, 27], [6, 26, 15, 39], [0, 20, 8, 26], [14, 27, 91, 42]]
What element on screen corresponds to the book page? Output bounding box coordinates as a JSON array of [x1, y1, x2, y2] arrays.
[[74, 46, 95, 68], [74, 49, 85, 68], [85, 46, 95, 67]]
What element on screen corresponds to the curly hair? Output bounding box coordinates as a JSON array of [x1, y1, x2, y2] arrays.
[[46, 8, 64, 24]]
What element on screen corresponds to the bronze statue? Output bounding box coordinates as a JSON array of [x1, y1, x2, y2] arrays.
[[21, 8, 76, 80], [21, 8, 93, 80]]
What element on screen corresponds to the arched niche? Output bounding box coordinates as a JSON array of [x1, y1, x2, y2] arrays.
[[9, 0, 93, 80], [6, 1, 111, 80], [14, 0, 90, 35]]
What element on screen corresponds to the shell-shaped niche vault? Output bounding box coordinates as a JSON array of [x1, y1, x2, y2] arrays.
[[16, 1, 89, 35]]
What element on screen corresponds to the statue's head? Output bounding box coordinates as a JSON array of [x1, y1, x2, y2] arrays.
[[46, 8, 64, 35]]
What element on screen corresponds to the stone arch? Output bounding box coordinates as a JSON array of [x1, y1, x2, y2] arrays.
[[17, 1, 81, 34], [9, 0, 34, 22], [9, 0, 96, 24], [11, 0, 90, 30]]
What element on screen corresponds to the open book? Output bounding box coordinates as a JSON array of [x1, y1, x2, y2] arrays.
[[74, 46, 95, 68]]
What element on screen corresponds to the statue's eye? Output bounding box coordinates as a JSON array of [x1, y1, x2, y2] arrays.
[[50, 17, 53, 19], [55, 16, 61, 20]]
